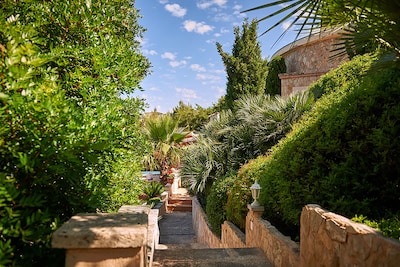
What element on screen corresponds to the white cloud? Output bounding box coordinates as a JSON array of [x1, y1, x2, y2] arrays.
[[165, 4, 187, 17], [233, 5, 246, 19], [190, 64, 206, 72], [213, 13, 231, 22], [159, 0, 168, 4], [196, 73, 221, 83], [197, 0, 227, 9], [176, 88, 198, 100], [161, 52, 176, 60], [214, 27, 229, 37], [169, 60, 187, 67], [183, 20, 214, 34], [143, 49, 157, 56], [233, 4, 242, 11]]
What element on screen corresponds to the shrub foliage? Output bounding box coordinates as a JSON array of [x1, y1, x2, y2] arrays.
[[205, 174, 236, 235], [0, 1, 150, 265], [232, 54, 400, 239]]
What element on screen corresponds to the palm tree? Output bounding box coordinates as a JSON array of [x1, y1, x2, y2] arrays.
[[235, 91, 314, 154], [181, 92, 314, 193], [143, 114, 188, 184], [244, 0, 400, 63]]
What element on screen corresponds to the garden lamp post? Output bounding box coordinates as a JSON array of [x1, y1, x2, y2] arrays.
[[250, 181, 261, 207]]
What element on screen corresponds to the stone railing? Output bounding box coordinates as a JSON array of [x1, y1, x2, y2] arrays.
[[192, 197, 222, 248], [300, 204, 400, 267], [246, 205, 300, 267], [52, 205, 160, 267], [221, 221, 247, 248], [192, 197, 400, 267]]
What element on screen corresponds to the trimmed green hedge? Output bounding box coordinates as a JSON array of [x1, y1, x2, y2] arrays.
[[230, 54, 400, 240], [206, 174, 236, 235], [226, 159, 265, 231]]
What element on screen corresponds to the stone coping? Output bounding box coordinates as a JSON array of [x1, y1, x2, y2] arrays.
[[52, 213, 148, 249]]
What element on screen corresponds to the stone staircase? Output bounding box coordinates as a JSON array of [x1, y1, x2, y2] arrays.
[[153, 247, 273, 267], [166, 195, 192, 212], [153, 188, 273, 267]]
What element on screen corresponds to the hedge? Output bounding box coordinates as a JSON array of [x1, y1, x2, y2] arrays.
[[230, 53, 400, 240]]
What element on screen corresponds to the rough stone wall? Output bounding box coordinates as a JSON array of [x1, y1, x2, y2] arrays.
[[283, 35, 345, 74], [279, 72, 325, 96], [221, 221, 247, 248], [246, 209, 300, 267], [192, 198, 248, 249], [277, 32, 348, 96], [300, 204, 400, 267], [192, 197, 222, 248]]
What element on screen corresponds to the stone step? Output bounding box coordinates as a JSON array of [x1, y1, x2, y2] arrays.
[[167, 203, 192, 212], [153, 247, 273, 267], [168, 198, 192, 206]]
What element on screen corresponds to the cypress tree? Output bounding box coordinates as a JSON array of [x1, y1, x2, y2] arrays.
[[216, 19, 268, 109]]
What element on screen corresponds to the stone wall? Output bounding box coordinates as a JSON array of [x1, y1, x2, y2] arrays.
[[281, 33, 346, 74], [192, 197, 248, 249], [192, 197, 222, 248], [246, 207, 300, 267], [300, 204, 400, 267], [274, 30, 348, 96], [52, 211, 149, 267], [279, 72, 325, 96], [221, 221, 247, 248], [192, 199, 400, 267]]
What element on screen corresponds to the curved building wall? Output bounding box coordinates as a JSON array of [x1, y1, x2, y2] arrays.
[[275, 30, 348, 96]]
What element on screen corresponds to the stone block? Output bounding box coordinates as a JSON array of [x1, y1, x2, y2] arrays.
[[52, 213, 148, 267]]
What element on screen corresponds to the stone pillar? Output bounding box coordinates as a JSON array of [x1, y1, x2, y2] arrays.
[[52, 212, 148, 267], [246, 204, 264, 236]]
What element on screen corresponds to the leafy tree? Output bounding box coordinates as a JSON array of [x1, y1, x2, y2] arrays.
[[0, 0, 150, 265], [217, 19, 268, 109], [265, 56, 286, 95], [172, 101, 212, 131], [244, 0, 400, 64], [143, 114, 188, 184], [211, 96, 227, 113]]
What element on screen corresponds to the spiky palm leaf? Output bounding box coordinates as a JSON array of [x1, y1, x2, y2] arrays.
[[244, 0, 400, 62]]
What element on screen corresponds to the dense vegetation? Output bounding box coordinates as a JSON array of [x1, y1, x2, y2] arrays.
[[227, 53, 400, 240], [265, 56, 286, 95], [172, 101, 213, 131], [0, 0, 150, 265], [181, 92, 314, 232], [180, 0, 400, 241]]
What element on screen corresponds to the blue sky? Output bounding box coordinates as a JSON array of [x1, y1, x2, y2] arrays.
[[134, 0, 297, 113]]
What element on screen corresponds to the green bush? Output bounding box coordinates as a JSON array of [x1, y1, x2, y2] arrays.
[[144, 182, 165, 199], [228, 53, 400, 240], [256, 54, 400, 239], [0, 1, 150, 265], [206, 174, 236, 236], [265, 56, 286, 95], [310, 54, 374, 99], [352, 215, 400, 241]]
